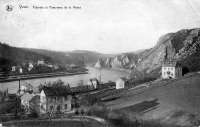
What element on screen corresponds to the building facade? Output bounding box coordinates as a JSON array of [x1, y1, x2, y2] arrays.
[[39, 86, 73, 114], [116, 77, 129, 89], [87, 78, 99, 89], [162, 60, 182, 79]]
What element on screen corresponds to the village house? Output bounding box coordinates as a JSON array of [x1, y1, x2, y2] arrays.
[[116, 77, 129, 89], [46, 63, 53, 68], [20, 83, 33, 94], [11, 66, 23, 73], [162, 60, 182, 79], [87, 78, 99, 89], [21, 92, 34, 109], [53, 65, 59, 70], [19, 67, 23, 74], [20, 92, 40, 114], [21, 83, 95, 114], [37, 59, 45, 65], [39, 86, 73, 114], [11, 66, 16, 71], [0, 90, 18, 103], [28, 63, 34, 71]]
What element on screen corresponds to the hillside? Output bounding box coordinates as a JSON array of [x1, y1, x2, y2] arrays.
[[94, 28, 200, 78], [0, 43, 101, 74], [106, 73, 200, 126], [0, 43, 52, 73], [0, 42, 118, 74]]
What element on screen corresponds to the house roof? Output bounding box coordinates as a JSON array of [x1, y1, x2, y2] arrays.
[[22, 83, 33, 88], [71, 85, 94, 93], [119, 77, 129, 82], [90, 78, 99, 84], [20, 92, 34, 102], [90, 78, 98, 81], [29, 95, 40, 103], [42, 86, 71, 96], [163, 60, 179, 67]]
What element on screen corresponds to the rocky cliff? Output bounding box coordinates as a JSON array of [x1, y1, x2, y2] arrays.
[[94, 28, 200, 78], [94, 53, 139, 69]]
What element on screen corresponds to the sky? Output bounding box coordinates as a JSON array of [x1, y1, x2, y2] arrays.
[[0, 0, 200, 54]]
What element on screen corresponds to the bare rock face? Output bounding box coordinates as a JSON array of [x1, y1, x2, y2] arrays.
[[94, 28, 200, 78], [135, 28, 200, 75], [111, 55, 130, 68], [136, 36, 177, 73], [94, 59, 103, 68], [175, 28, 200, 60], [94, 53, 139, 69], [103, 57, 111, 68]]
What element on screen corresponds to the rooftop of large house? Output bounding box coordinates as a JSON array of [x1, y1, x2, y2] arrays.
[[42, 86, 71, 96], [163, 60, 181, 67]]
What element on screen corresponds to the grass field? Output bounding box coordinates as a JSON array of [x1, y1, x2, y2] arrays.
[[2, 119, 109, 127], [105, 74, 200, 126]]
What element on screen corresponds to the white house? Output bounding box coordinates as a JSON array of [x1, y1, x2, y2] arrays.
[[162, 60, 182, 79], [46, 63, 53, 68], [38, 59, 45, 65], [28, 63, 34, 71], [11, 66, 16, 71], [116, 77, 129, 89], [19, 67, 23, 74], [87, 78, 99, 89]]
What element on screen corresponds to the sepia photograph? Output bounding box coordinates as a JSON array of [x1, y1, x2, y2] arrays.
[[0, 0, 200, 126]]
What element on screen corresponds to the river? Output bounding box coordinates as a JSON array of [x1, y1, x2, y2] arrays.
[[0, 67, 130, 93]]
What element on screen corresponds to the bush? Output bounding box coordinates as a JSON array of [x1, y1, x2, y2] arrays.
[[131, 76, 157, 85], [87, 103, 107, 118]]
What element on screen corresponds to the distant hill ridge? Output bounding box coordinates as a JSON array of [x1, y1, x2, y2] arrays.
[[0, 43, 118, 73]]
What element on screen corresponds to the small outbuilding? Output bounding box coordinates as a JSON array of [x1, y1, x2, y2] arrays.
[[116, 77, 129, 89], [87, 78, 99, 89]]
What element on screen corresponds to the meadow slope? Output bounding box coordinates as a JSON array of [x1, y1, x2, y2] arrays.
[[106, 74, 200, 126]]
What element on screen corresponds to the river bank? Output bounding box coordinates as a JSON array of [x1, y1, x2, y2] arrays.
[[0, 71, 88, 83], [0, 67, 129, 93]]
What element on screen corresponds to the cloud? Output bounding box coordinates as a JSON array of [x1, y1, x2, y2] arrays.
[[0, 0, 200, 53]]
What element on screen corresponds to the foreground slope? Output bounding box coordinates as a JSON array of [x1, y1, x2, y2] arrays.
[[106, 73, 200, 126]]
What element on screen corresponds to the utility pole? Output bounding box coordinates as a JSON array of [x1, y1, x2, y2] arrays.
[[15, 68, 22, 117], [99, 68, 102, 83]]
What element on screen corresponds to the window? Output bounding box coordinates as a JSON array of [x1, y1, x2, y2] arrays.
[[171, 68, 173, 70], [71, 103, 75, 109], [57, 105, 61, 111], [50, 106, 53, 111], [65, 104, 68, 109]]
